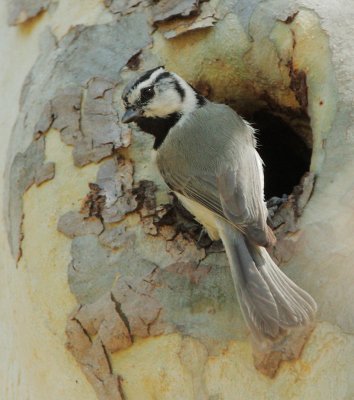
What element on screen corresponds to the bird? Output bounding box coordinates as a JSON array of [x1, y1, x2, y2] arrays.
[[121, 66, 317, 343]]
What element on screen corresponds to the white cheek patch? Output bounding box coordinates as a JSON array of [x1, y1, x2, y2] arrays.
[[125, 68, 200, 120], [144, 89, 182, 117], [127, 88, 140, 105]]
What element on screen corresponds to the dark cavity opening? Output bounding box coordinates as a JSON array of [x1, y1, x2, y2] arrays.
[[248, 110, 312, 200]]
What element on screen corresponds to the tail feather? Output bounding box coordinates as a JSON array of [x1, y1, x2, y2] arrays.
[[232, 231, 280, 338], [262, 256, 317, 325], [260, 253, 316, 326], [217, 219, 317, 341], [250, 243, 317, 325]]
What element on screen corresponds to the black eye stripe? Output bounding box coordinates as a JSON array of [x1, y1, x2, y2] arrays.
[[154, 71, 171, 82], [140, 86, 155, 102], [173, 80, 185, 100], [130, 66, 163, 91], [155, 72, 185, 100], [123, 68, 188, 107]]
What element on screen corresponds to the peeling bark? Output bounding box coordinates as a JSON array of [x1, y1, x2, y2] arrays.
[[152, 0, 200, 23], [156, 2, 219, 39], [104, 0, 144, 15], [96, 157, 138, 223], [111, 263, 171, 338], [74, 293, 132, 352], [35, 161, 55, 186], [6, 12, 152, 270], [99, 225, 135, 250], [5, 0, 351, 396], [268, 172, 315, 264], [166, 263, 212, 285], [7, 136, 55, 261], [66, 314, 125, 400], [36, 82, 131, 167], [7, 0, 50, 26], [252, 323, 315, 378], [58, 211, 104, 239]]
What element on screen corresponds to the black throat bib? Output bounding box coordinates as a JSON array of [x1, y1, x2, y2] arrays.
[[135, 112, 181, 149]]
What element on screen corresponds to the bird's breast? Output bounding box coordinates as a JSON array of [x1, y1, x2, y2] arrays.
[[175, 193, 220, 241]]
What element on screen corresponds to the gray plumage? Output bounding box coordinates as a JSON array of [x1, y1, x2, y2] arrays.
[[157, 102, 272, 246], [156, 102, 316, 340], [121, 68, 317, 342]]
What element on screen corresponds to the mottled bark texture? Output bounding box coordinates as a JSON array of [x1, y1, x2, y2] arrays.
[[4, 0, 354, 399], [7, 0, 50, 25]]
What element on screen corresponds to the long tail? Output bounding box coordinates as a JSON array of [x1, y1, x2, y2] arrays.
[[216, 219, 317, 341]]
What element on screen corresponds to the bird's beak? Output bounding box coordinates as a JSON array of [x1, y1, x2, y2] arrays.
[[121, 107, 142, 123]]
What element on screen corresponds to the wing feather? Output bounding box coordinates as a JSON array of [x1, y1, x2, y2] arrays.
[[156, 102, 272, 246]]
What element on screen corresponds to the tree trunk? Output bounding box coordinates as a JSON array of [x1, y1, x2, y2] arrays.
[[1, 0, 354, 399]]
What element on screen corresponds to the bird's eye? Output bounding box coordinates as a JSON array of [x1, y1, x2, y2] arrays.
[[140, 86, 154, 101]]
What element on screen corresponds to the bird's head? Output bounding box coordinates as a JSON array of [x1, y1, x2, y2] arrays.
[[121, 66, 205, 123]]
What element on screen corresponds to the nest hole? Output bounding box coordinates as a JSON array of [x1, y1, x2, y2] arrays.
[[199, 83, 313, 200], [249, 109, 312, 199]]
